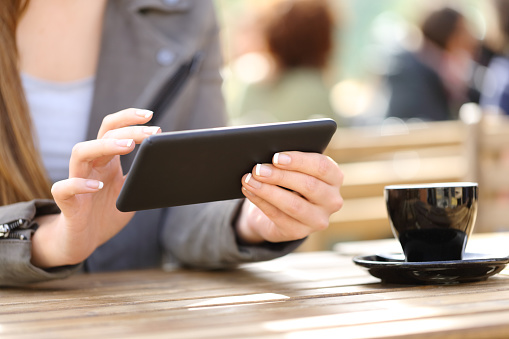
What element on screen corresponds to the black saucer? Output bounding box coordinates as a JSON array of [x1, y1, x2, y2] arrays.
[[353, 252, 509, 285]]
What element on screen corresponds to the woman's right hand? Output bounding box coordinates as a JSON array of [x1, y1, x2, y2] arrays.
[[30, 108, 160, 268]]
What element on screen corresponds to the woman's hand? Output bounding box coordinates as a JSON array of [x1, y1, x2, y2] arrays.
[[31, 108, 160, 268], [236, 151, 343, 244]]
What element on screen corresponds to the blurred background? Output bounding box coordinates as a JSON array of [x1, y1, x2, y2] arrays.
[[214, 0, 499, 126], [213, 0, 509, 251]]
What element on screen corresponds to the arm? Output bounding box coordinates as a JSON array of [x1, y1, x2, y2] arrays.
[[161, 200, 304, 269], [29, 109, 160, 269], [0, 108, 161, 286], [160, 152, 343, 268], [0, 200, 80, 286]]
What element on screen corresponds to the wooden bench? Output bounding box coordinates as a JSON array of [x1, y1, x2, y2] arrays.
[[462, 103, 509, 233], [300, 104, 509, 251], [300, 118, 468, 251]]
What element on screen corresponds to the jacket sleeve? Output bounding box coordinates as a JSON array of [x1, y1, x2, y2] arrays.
[[161, 200, 304, 269], [0, 200, 81, 286]]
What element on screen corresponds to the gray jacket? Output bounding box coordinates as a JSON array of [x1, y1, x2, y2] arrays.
[[0, 0, 301, 286]]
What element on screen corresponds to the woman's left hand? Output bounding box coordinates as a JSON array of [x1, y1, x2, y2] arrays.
[[236, 151, 343, 243]]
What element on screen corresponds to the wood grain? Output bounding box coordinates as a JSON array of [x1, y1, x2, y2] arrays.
[[1, 237, 509, 339]]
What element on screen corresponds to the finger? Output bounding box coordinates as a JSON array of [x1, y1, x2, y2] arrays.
[[69, 139, 134, 177], [102, 125, 161, 142], [97, 108, 154, 139], [51, 178, 104, 201], [242, 174, 331, 232], [241, 188, 313, 241], [273, 152, 343, 186], [252, 163, 340, 208]]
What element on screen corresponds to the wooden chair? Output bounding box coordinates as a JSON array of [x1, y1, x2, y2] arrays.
[[300, 118, 468, 251]]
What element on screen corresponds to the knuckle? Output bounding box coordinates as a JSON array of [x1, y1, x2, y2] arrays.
[[50, 182, 59, 196], [315, 216, 330, 231], [337, 167, 345, 185], [286, 194, 304, 216], [304, 176, 320, 195], [330, 195, 344, 212], [51, 179, 76, 198], [295, 153, 305, 167], [102, 113, 114, 126], [325, 156, 343, 184], [102, 130, 114, 139], [278, 168, 288, 183], [317, 155, 332, 176], [71, 142, 85, 156]]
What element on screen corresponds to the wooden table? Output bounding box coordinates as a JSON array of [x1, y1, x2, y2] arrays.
[[2, 234, 509, 339]]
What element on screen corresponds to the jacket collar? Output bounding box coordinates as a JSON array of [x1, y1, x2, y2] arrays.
[[86, 0, 192, 140]]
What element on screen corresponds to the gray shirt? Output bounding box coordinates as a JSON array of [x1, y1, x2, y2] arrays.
[[22, 73, 94, 183]]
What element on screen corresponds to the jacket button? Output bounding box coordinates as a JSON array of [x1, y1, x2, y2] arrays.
[[157, 48, 175, 66]]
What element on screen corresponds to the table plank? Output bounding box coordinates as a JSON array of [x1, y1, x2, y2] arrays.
[[1, 245, 509, 339], [4, 281, 509, 339]]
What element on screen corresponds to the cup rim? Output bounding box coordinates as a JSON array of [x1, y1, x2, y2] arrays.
[[385, 182, 478, 190]]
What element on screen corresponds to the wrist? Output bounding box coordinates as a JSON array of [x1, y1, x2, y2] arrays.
[[31, 214, 59, 268], [31, 214, 85, 268], [234, 200, 265, 244]]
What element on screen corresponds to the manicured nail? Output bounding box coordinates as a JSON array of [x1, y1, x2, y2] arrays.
[[116, 139, 134, 147], [245, 173, 261, 188], [255, 164, 272, 177], [86, 180, 104, 189], [143, 126, 161, 135], [242, 187, 254, 197], [136, 109, 153, 118], [274, 153, 291, 165]]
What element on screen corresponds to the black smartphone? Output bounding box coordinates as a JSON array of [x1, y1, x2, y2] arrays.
[[116, 118, 337, 211]]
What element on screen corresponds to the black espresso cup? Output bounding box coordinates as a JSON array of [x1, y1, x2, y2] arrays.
[[384, 182, 478, 262]]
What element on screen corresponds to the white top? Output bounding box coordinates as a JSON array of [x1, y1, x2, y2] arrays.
[[21, 73, 94, 183]]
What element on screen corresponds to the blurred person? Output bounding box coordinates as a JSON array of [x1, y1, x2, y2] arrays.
[[382, 6, 479, 121], [0, 0, 344, 286], [229, 0, 339, 125], [480, 0, 509, 115]]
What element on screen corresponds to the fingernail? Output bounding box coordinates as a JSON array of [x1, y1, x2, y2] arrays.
[[255, 164, 272, 177], [245, 173, 261, 189], [86, 180, 104, 189], [242, 187, 255, 197], [143, 126, 161, 135], [136, 109, 153, 118], [245, 173, 252, 184], [274, 153, 291, 165], [116, 139, 134, 147]]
